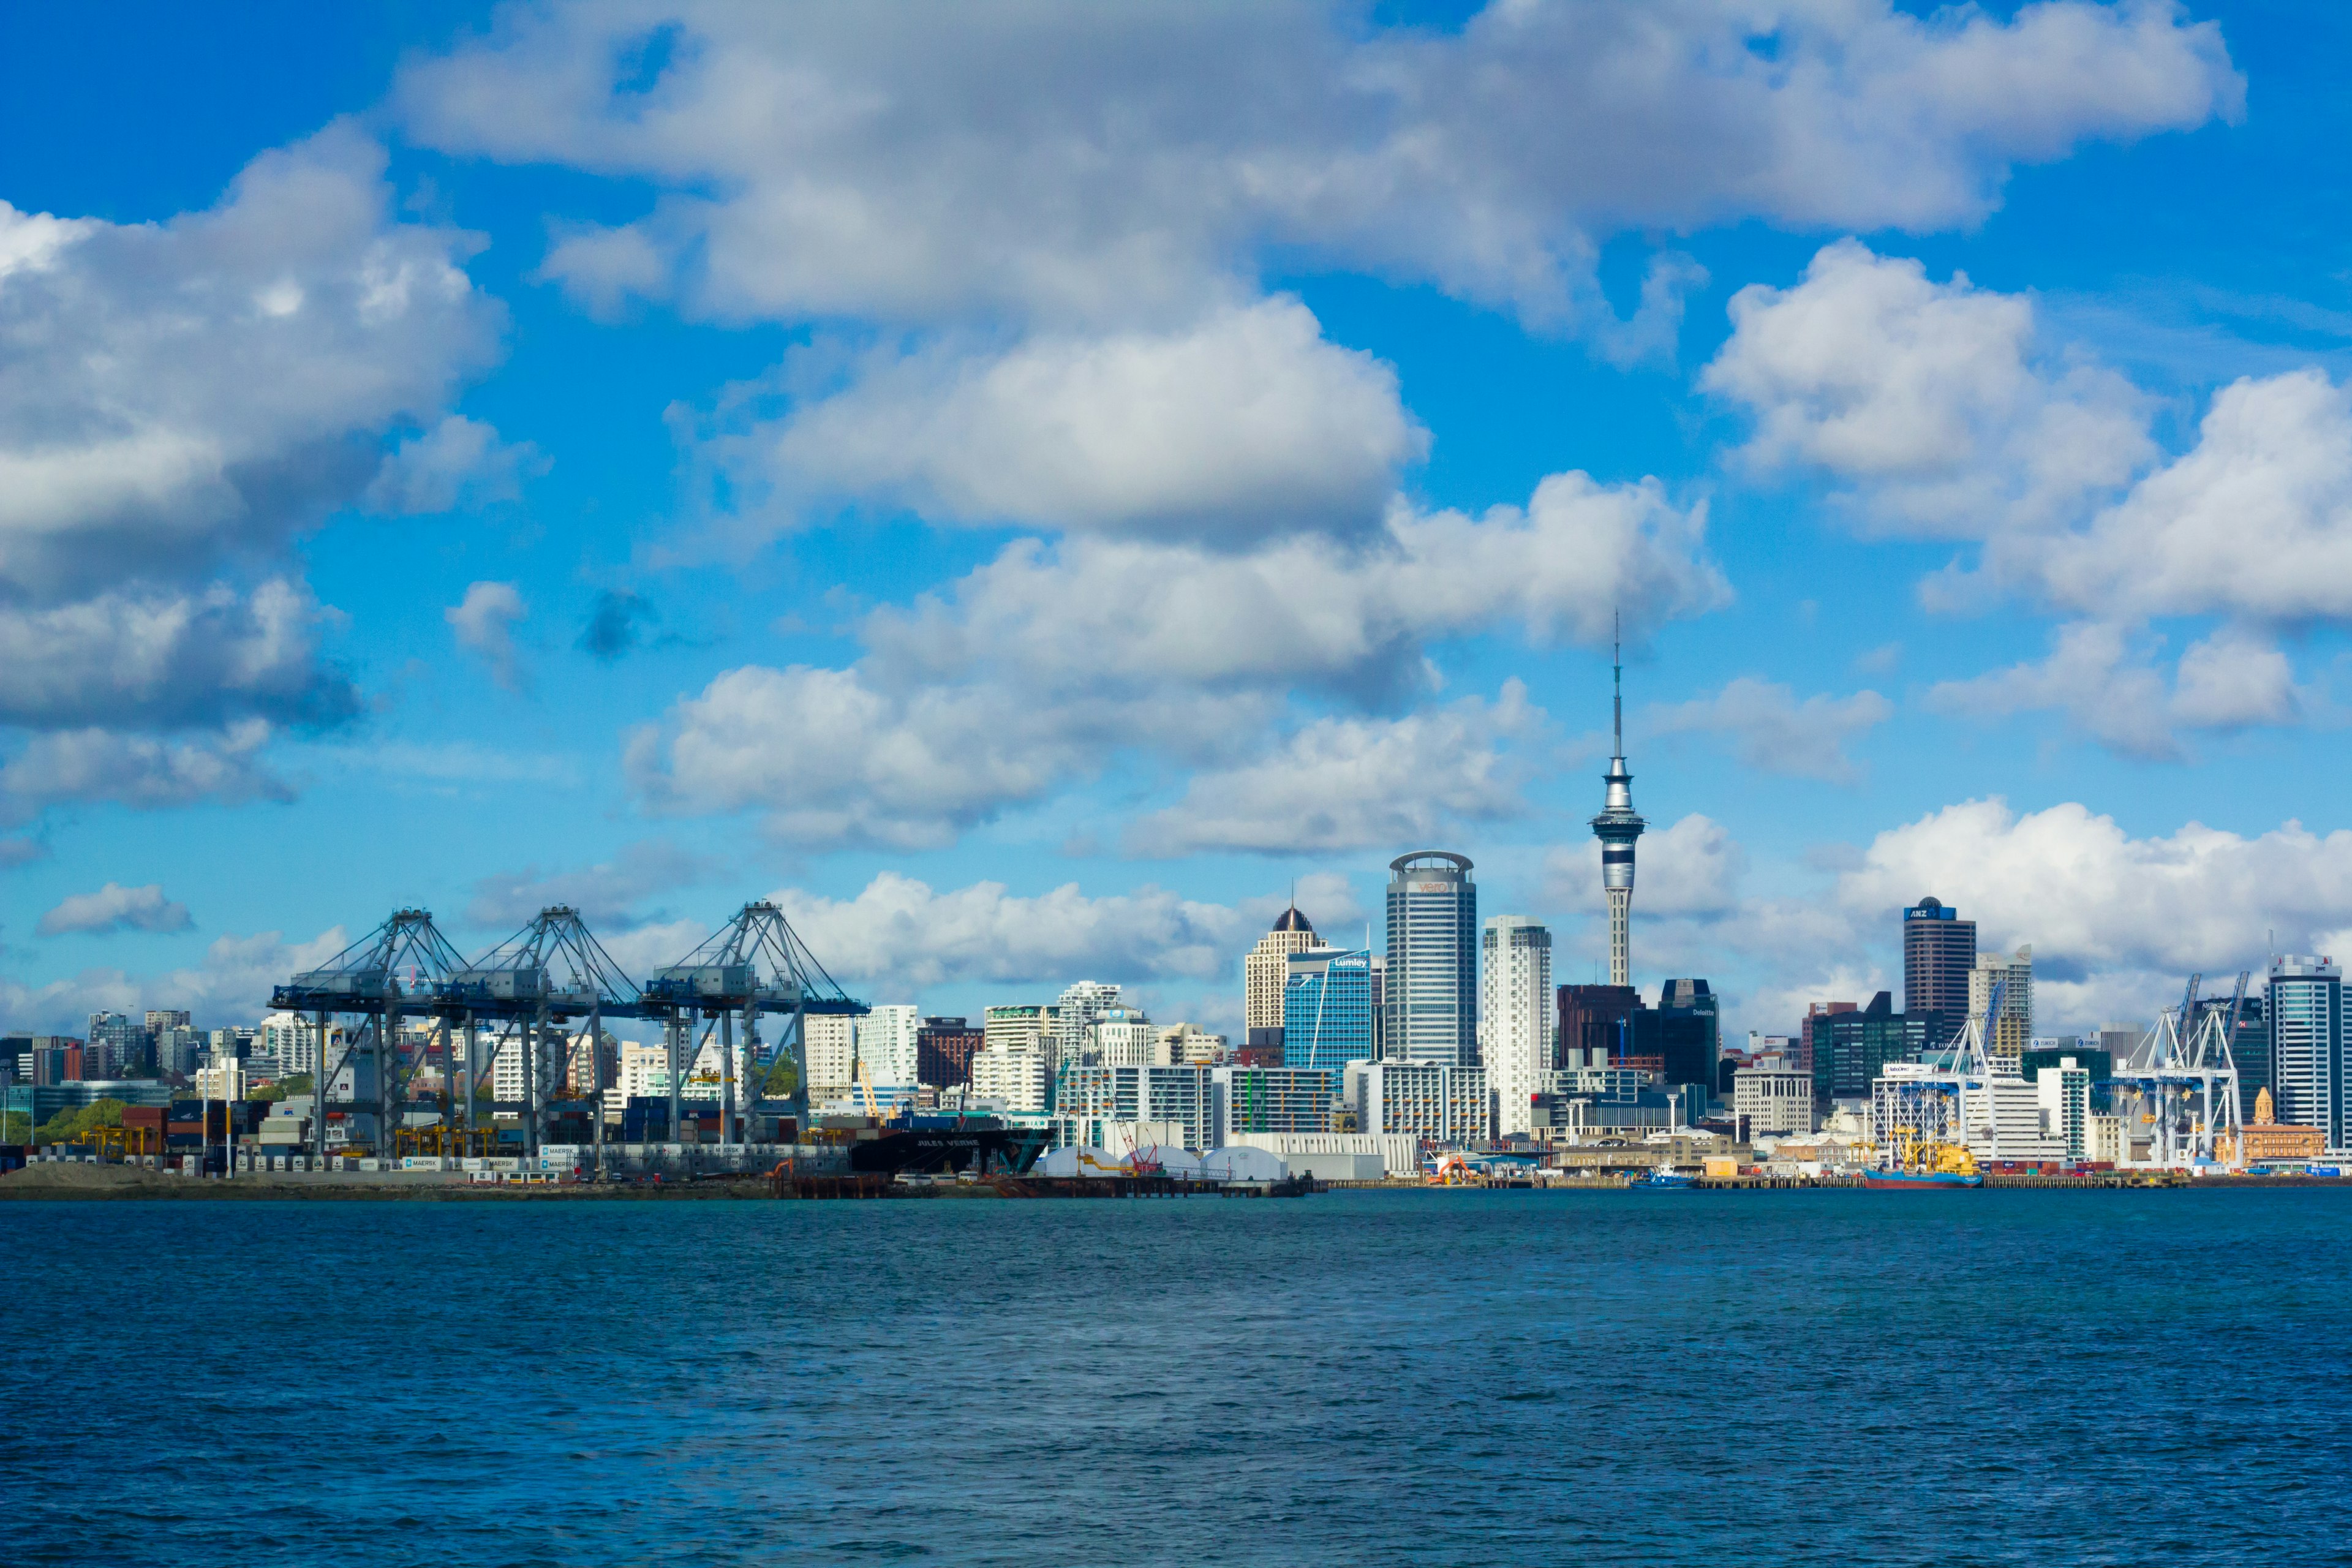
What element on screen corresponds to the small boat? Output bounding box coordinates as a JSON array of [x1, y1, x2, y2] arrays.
[[1861, 1168, 1983, 1189], [1630, 1168, 1696, 1189]]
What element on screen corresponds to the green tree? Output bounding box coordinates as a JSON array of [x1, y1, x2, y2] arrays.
[[763, 1056, 800, 1097]]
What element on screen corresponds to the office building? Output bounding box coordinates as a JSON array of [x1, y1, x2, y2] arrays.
[[1733, 1066, 1814, 1138], [1798, 1001, 1857, 1076], [1245, 903, 1320, 1061], [85, 1012, 148, 1079], [1589, 627, 1646, 986], [1055, 982, 1123, 1064], [1213, 1066, 1336, 1137], [1969, 948, 2034, 1064], [1385, 851, 1478, 1066], [1558, 984, 1639, 1069], [2191, 993, 2268, 1109], [1645, 978, 1719, 1094], [1157, 1022, 1227, 1066], [1348, 1060, 1488, 1145], [984, 1004, 1057, 1063], [1088, 1007, 1161, 1068], [1480, 915, 1553, 1137], [2267, 956, 2344, 1150], [859, 1005, 922, 1090], [1812, 992, 1910, 1106], [916, 1016, 984, 1088], [2035, 1057, 2091, 1159], [1902, 897, 1976, 1047], [1286, 947, 1376, 1082]]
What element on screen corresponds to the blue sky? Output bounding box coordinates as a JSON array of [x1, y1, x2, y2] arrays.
[[6, 1, 2352, 1041]]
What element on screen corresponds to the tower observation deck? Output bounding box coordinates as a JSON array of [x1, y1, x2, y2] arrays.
[[1589, 618, 1645, 987]]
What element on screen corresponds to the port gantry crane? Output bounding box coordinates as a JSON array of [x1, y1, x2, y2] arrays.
[[641, 900, 869, 1148], [273, 910, 469, 1169], [2113, 972, 2246, 1170], [442, 905, 645, 1172]]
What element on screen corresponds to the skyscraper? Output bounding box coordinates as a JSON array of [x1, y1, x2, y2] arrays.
[[2267, 955, 2343, 1148], [1902, 896, 1976, 1046], [1969, 948, 2034, 1065], [1245, 902, 1320, 1060], [1590, 625, 1645, 987], [1055, 981, 1123, 1065], [1385, 851, 1477, 1066], [1284, 948, 1376, 1083], [1480, 915, 1553, 1137]]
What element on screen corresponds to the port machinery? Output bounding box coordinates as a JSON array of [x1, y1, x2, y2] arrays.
[[2111, 972, 2245, 1171], [271, 901, 867, 1174]]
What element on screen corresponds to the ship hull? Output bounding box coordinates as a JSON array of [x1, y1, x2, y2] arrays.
[[846, 1126, 1049, 1177], [1863, 1170, 1983, 1189]]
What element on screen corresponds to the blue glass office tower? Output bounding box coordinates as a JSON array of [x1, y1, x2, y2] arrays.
[[2268, 956, 2344, 1148], [1386, 851, 1478, 1066], [1285, 948, 1376, 1085]]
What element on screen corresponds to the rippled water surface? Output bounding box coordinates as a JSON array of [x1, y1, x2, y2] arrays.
[[5, 1188, 2349, 1567]]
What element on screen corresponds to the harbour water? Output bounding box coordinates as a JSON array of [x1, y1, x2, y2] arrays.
[[4, 1188, 2348, 1566]]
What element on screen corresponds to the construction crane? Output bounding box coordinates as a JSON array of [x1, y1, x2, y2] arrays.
[[642, 901, 868, 1147], [274, 910, 467, 1167]]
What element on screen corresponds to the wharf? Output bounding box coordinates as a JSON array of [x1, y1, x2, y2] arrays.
[[775, 1172, 1313, 1199]]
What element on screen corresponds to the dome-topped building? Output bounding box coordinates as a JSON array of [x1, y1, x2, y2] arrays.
[[1246, 899, 1322, 1059]]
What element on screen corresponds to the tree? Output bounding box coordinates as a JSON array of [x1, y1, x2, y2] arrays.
[[763, 1056, 801, 1097]]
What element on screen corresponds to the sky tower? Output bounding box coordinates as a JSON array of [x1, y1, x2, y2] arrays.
[[1590, 616, 1646, 987]]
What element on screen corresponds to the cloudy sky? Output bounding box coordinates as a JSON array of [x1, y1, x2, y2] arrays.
[[4, 0, 2350, 1041]]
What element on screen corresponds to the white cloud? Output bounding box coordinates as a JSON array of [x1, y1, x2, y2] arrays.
[[741, 300, 1424, 545], [1543, 813, 1749, 923], [36, 882, 193, 937], [0, 924, 345, 1035], [0, 720, 286, 822], [1128, 685, 1537, 858], [0, 579, 353, 731], [364, 414, 547, 514], [1703, 239, 2153, 537], [1651, 677, 1892, 783], [402, 2, 2236, 331], [445, 581, 528, 691], [467, 841, 715, 930], [769, 870, 1330, 993]]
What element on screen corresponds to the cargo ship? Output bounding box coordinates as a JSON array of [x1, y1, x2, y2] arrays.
[[838, 1114, 1049, 1177], [1868, 1129, 1982, 1189]]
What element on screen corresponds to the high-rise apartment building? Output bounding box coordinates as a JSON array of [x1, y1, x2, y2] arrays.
[[968, 1042, 1052, 1114], [1969, 948, 2034, 1064], [1286, 948, 1376, 1083], [916, 1016, 984, 1088], [859, 1005, 922, 1090], [1902, 897, 1976, 1046], [1088, 1007, 1160, 1068], [802, 1013, 858, 1101], [1385, 851, 1477, 1066], [1245, 905, 1319, 1060], [1055, 982, 1122, 1064], [2267, 956, 2343, 1148], [984, 1004, 1057, 1063], [1480, 915, 1553, 1137]]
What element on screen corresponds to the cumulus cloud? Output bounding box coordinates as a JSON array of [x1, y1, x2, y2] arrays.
[[364, 414, 547, 513], [402, 1, 2236, 331], [1929, 622, 2299, 761], [0, 924, 344, 1035], [0, 720, 286, 822], [445, 581, 527, 690], [0, 835, 45, 868], [1127, 685, 1537, 857], [1651, 677, 1893, 784], [737, 300, 1424, 545], [36, 882, 194, 937], [1544, 813, 1749, 924]]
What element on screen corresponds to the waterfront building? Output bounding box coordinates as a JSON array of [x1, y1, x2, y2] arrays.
[[1157, 1022, 1227, 1066], [1960, 1073, 2067, 1159], [1902, 896, 1976, 1047], [1055, 982, 1123, 1064], [2019, 1044, 2112, 1086], [1812, 992, 1909, 1107], [2267, 956, 2344, 1149], [1589, 627, 1646, 987], [1480, 915, 1553, 1137], [2034, 1057, 2091, 1159], [2234, 1087, 2326, 1164], [2088, 1112, 2125, 1165], [1732, 1066, 1814, 1138], [1558, 984, 1639, 1069], [1286, 947, 1376, 1082], [984, 1004, 1057, 1065], [1089, 1007, 1161, 1068], [1245, 903, 1319, 1061], [802, 1013, 857, 1101], [1645, 979, 1719, 1094], [1212, 1065, 1335, 1137], [968, 1042, 1052, 1115], [1225, 1131, 1419, 1178], [1052, 1063, 1213, 1152], [916, 1016, 984, 1088], [859, 1005, 922, 1091], [1348, 1060, 1488, 1145], [1969, 948, 2034, 1065], [1385, 851, 1478, 1066]]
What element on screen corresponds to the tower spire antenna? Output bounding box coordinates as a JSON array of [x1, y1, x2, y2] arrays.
[[1612, 609, 1623, 756], [1591, 611, 1645, 989]]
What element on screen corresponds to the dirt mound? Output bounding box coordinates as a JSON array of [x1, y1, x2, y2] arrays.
[[1, 1161, 183, 1193]]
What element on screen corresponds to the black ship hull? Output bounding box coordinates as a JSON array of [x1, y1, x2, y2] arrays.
[[846, 1126, 1049, 1176]]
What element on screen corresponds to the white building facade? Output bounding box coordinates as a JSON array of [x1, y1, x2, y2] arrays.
[[1348, 1061, 1487, 1146], [1732, 1066, 1814, 1138], [1479, 914, 1553, 1137]]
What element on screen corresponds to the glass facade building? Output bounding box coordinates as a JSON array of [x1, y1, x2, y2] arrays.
[[1285, 948, 1376, 1085], [1811, 991, 1910, 1107], [2267, 956, 2344, 1148], [1385, 851, 1478, 1066]]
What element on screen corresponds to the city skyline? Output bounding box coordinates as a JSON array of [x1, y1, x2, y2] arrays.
[[10, 5, 2352, 1046]]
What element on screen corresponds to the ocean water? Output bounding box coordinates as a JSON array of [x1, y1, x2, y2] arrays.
[[4, 1188, 2348, 1567]]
